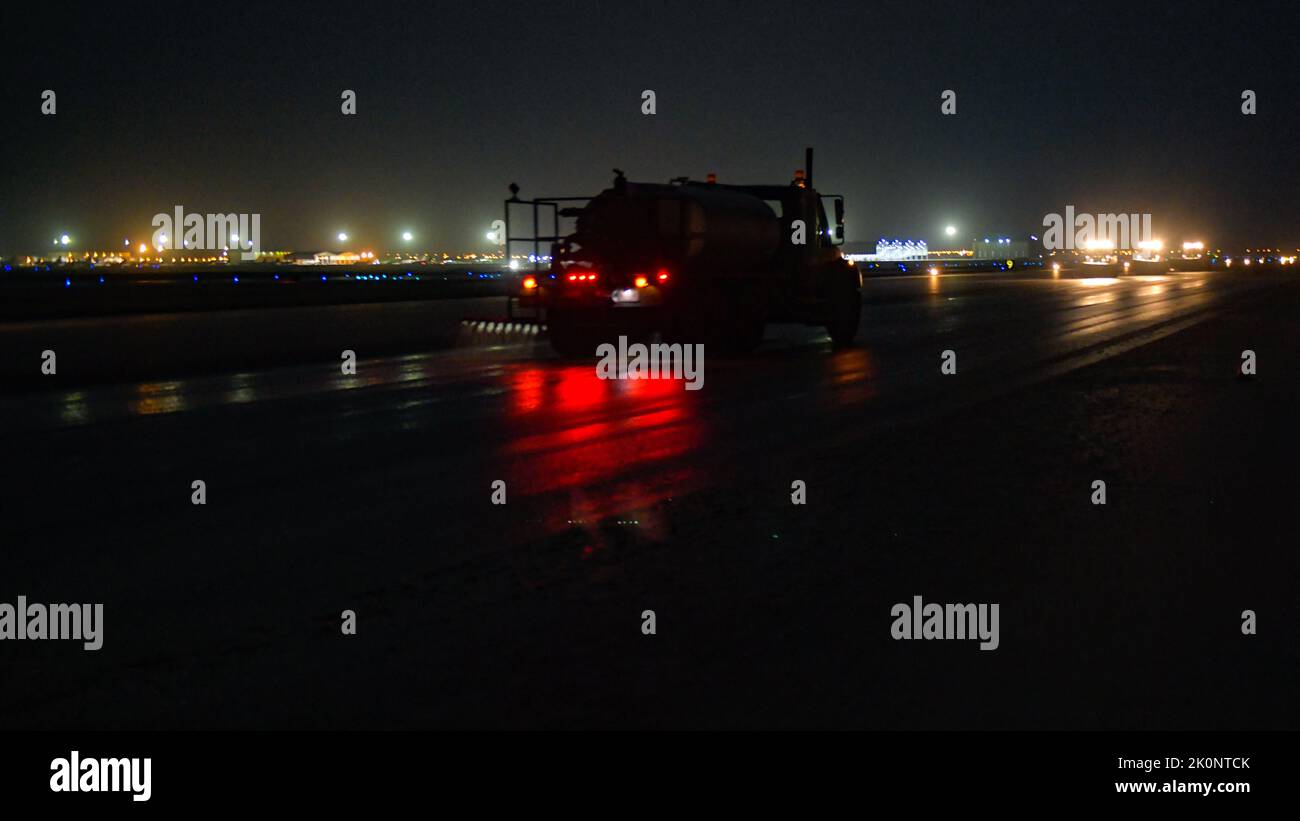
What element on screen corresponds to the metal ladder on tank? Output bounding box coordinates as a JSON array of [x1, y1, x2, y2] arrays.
[[502, 183, 591, 321]]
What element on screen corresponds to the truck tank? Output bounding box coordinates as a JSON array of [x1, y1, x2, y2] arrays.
[[576, 181, 781, 272]]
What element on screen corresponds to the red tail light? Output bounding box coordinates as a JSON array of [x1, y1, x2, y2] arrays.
[[522, 275, 537, 289], [566, 272, 599, 283], [656, 269, 670, 282]]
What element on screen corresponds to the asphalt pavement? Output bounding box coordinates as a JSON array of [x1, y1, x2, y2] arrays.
[[1, 268, 1295, 729]]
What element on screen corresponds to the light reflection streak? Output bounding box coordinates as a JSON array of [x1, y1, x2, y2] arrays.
[[132, 381, 187, 416], [498, 363, 705, 535]]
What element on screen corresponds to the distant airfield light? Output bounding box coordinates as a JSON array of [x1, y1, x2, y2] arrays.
[[1052, 262, 1062, 274], [508, 259, 520, 270], [59, 234, 70, 246], [928, 266, 939, 276], [230, 233, 239, 243], [945, 225, 956, 237], [139, 243, 148, 254]]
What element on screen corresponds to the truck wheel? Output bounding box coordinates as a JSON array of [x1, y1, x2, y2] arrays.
[[726, 310, 766, 355], [825, 280, 861, 348], [547, 309, 605, 358]]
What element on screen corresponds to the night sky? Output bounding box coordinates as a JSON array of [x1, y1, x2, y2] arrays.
[[3, 0, 1297, 255]]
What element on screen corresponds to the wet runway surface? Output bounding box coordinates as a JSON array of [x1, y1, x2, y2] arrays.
[[2, 269, 1296, 729], [0, 269, 1238, 428]]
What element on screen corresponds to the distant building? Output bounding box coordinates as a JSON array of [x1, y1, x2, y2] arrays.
[[287, 250, 362, 265], [843, 238, 929, 262], [972, 236, 1035, 259]]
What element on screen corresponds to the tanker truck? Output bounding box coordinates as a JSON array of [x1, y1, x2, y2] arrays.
[[504, 148, 861, 356]]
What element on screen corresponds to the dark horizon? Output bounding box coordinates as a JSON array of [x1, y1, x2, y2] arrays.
[[3, 0, 1298, 256]]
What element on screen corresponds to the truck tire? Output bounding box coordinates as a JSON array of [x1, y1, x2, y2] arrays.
[[726, 305, 766, 355], [825, 278, 861, 348], [547, 309, 606, 358]]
